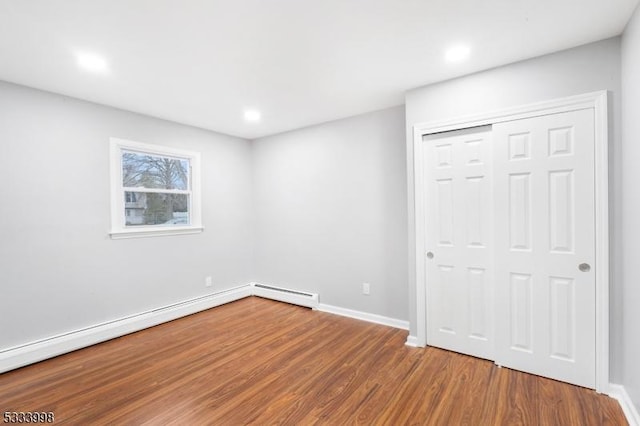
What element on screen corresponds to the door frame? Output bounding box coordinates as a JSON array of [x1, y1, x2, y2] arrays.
[[411, 91, 609, 393]]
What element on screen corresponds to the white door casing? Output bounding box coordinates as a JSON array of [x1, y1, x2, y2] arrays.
[[493, 109, 595, 388], [410, 91, 609, 393], [424, 128, 494, 360]]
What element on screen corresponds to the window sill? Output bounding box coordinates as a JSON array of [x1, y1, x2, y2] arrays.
[[109, 226, 204, 240]]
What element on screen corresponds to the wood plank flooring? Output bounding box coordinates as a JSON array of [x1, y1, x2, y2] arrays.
[[0, 297, 627, 425]]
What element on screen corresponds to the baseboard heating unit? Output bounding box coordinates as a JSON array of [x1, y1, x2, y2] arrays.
[[251, 282, 319, 309]]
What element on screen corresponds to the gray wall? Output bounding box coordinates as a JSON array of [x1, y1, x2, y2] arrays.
[[252, 106, 408, 320], [622, 3, 640, 411], [404, 37, 624, 380], [0, 81, 254, 350]]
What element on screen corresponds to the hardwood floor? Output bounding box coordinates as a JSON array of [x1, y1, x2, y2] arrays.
[[0, 297, 627, 425]]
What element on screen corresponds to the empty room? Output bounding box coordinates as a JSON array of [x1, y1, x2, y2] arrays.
[[1, 0, 640, 424]]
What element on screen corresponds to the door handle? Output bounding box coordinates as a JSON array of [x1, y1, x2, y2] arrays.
[[427, 251, 434, 260], [578, 263, 591, 272]]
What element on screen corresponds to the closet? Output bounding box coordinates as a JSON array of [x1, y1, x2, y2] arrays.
[[416, 94, 606, 389]]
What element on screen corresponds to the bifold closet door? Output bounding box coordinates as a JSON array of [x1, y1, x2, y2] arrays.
[[424, 128, 494, 361], [492, 109, 596, 388]]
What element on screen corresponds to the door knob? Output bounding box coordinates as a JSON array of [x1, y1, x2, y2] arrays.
[[427, 251, 434, 259], [578, 263, 591, 272]]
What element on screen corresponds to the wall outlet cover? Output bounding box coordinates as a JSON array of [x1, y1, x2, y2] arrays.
[[362, 282, 370, 295]]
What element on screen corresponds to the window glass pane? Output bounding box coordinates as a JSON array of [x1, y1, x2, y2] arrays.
[[122, 151, 189, 190], [124, 192, 190, 226]]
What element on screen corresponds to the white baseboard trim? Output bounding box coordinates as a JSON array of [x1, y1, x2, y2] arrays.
[[250, 282, 319, 309], [610, 384, 640, 426], [405, 335, 419, 347], [0, 285, 252, 374], [317, 303, 409, 330]]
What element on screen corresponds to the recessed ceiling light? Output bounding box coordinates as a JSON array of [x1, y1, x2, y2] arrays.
[[76, 52, 109, 74], [244, 109, 261, 122], [445, 44, 471, 63]]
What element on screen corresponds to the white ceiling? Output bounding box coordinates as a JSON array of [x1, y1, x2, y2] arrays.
[[0, 0, 638, 139]]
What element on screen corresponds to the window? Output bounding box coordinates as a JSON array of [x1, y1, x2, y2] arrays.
[[110, 138, 202, 239]]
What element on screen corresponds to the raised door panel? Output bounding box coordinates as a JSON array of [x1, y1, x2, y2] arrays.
[[508, 173, 532, 251], [436, 179, 454, 246], [509, 273, 533, 353], [467, 267, 489, 341], [549, 170, 575, 253], [549, 276, 576, 361]]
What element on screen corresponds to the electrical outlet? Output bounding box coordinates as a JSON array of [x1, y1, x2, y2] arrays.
[[362, 282, 370, 295], [205, 276, 213, 287]]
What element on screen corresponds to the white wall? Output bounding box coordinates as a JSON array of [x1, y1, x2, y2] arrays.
[[252, 106, 408, 320], [405, 38, 623, 379], [0, 81, 254, 350], [621, 3, 640, 412]]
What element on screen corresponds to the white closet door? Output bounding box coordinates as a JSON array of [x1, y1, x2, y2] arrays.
[[493, 109, 596, 388], [424, 128, 494, 361]]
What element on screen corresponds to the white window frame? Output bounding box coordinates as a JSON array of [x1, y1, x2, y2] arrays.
[[109, 137, 203, 239]]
